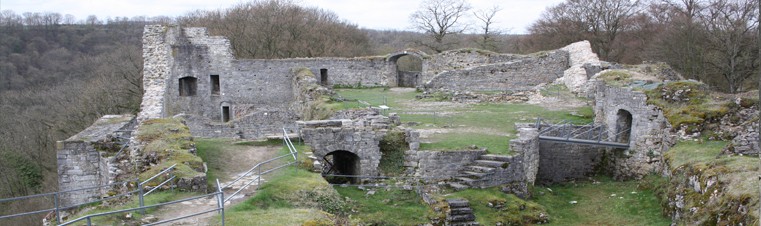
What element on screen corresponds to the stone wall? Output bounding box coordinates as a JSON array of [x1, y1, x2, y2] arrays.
[[537, 141, 606, 184], [140, 25, 399, 139], [556, 40, 601, 95], [57, 115, 135, 207], [405, 150, 485, 180], [593, 82, 675, 179], [57, 141, 110, 207], [298, 116, 391, 177], [423, 49, 523, 83], [139, 25, 173, 122], [424, 50, 569, 92]]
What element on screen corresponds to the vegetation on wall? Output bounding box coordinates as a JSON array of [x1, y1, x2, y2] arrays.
[[378, 129, 409, 176], [660, 140, 759, 224], [135, 118, 204, 185], [644, 81, 731, 133]]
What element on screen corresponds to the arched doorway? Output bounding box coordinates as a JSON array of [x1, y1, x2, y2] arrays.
[[615, 109, 633, 144], [321, 150, 360, 184], [387, 51, 424, 87]]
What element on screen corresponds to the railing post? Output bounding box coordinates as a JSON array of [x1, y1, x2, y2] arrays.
[[54, 193, 61, 224], [217, 179, 225, 226], [598, 126, 604, 142], [138, 178, 145, 215], [86, 216, 92, 226], [257, 165, 261, 189]]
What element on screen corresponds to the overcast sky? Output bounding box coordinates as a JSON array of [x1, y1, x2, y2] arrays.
[[1, 0, 566, 34]]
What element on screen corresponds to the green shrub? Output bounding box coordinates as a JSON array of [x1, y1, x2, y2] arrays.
[[379, 130, 408, 176]]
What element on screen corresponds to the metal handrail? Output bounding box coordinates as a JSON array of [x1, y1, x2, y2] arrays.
[[59, 192, 221, 226]]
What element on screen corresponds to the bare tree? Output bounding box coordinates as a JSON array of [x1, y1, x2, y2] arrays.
[[699, 0, 758, 93], [528, 0, 643, 61], [473, 5, 502, 51], [409, 0, 472, 52]]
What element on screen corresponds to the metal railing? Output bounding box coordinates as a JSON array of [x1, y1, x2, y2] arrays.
[[2, 127, 300, 226], [61, 179, 225, 226], [221, 128, 298, 203], [535, 118, 630, 148]]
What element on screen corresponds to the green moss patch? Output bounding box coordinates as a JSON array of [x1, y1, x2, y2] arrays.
[[662, 140, 760, 224], [135, 118, 204, 185], [233, 168, 349, 215], [378, 129, 408, 176], [598, 70, 634, 87], [644, 81, 731, 131]]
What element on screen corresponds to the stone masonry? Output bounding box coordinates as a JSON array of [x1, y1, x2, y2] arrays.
[[298, 116, 391, 177], [57, 114, 135, 207]]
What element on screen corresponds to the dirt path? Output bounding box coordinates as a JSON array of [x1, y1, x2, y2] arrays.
[[151, 144, 282, 225]]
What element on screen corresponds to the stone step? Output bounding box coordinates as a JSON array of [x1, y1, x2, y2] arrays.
[[446, 198, 470, 208], [462, 171, 488, 179], [449, 222, 480, 226], [465, 165, 495, 173], [478, 154, 513, 162], [449, 207, 473, 215], [454, 177, 479, 185], [449, 182, 469, 190], [473, 159, 507, 168], [447, 214, 476, 222]]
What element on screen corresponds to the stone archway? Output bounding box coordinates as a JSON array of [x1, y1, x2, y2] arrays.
[[615, 109, 633, 144], [322, 150, 360, 184], [387, 50, 426, 87]]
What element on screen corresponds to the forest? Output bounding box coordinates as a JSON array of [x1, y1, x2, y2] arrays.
[[0, 0, 758, 223]]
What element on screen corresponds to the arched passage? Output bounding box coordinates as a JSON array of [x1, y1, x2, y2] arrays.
[[387, 50, 425, 87], [321, 150, 360, 184], [615, 109, 633, 144]]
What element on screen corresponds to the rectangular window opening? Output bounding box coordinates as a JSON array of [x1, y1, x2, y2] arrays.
[[222, 106, 230, 122], [210, 75, 220, 95]]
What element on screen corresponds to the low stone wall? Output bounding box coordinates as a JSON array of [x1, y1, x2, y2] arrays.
[[404, 150, 485, 180], [180, 109, 299, 139], [537, 141, 606, 184], [57, 115, 135, 207], [57, 141, 110, 207], [424, 50, 569, 92]]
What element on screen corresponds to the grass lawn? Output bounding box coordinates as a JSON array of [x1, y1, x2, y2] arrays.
[[334, 186, 432, 225], [532, 176, 671, 226], [335, 88, 593, 155]]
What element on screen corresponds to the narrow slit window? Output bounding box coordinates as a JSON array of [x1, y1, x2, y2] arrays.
[[210, 75, 220, 95], [320, 69, 328, 86], [222, 106, 230, 122]]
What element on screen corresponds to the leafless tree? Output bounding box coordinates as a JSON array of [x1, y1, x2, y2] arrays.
[[528, 0, 643, 61], [699, 0, 758, 93], [473, 5, 503, 51], [409, 0, 472, 52]]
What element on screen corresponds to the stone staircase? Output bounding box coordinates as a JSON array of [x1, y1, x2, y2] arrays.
[[449, 154, 512, 190], [446, 198, 479, 226]]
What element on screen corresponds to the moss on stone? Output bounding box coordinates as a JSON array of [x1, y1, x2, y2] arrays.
[[598, 70, 633, 87], [643, 81, 730, 131], [136, 118, 205, 186], [662, 140, 759, 224]]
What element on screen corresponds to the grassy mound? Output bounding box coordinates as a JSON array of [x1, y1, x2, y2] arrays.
[[135, 118, 204, 185], [660, 140, 759, 224], [233, 168, 349, 214]]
